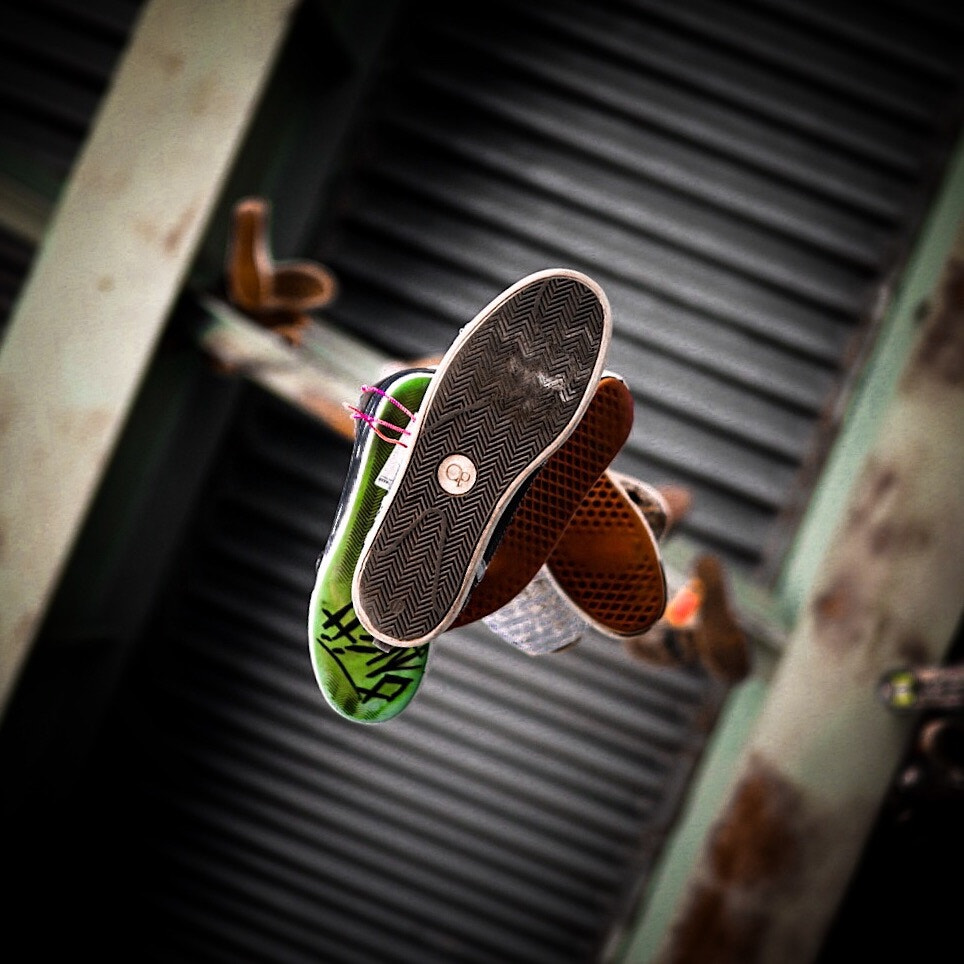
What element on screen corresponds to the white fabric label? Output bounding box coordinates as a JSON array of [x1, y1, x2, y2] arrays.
[[375, 442, 407, 491], [374, 410, 417, 491]]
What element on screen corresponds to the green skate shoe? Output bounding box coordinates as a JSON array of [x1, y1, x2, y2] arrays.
[[308, 369, 433, 723]]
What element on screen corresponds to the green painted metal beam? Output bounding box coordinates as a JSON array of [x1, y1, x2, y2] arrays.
[[776, 137, 964, 625], [0, 0, 299, 720], [617, 133, 964, 963]]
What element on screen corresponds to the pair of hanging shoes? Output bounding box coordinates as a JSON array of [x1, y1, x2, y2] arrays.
[[309, 269, 688, 722], [222, 208, 750, 720]]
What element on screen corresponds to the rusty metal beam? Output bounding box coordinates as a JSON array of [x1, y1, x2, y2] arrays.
[[0, 0, 299, 719], [628, 216, 964, 962], [194, 293, 397, 439]]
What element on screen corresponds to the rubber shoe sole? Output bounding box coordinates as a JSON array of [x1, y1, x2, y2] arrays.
[[453, 373, 633, 628], [352, 269, 612, 646], [481, 471, 668, 652], [547, 471, 667, 638]]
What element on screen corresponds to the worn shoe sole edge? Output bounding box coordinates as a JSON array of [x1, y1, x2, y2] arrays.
[[453, 372, 633, 629], [548, 470, 668, 640]]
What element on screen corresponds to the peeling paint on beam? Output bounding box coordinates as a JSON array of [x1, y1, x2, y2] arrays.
[[0, 0, 299, 718], [653, 229, 964, 963], [194, 294, 399, 440]]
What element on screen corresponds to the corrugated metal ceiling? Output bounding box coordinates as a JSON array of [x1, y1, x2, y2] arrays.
[[314, 0, 962, 573], [2, 1, 963, 962]]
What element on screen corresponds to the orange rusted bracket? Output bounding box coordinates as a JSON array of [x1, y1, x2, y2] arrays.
[[225, 196, 338, 346], [195, 196, 442, 438], [657, 537, 789, 660], [625, 554, 755, 685]]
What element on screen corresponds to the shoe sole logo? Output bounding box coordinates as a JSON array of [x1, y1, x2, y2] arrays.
[[437, 454, 477, 494]]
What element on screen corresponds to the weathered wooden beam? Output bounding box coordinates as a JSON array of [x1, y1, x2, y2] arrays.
[[0, 0, 299, 718]]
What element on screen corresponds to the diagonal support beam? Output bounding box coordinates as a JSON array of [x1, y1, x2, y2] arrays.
[[643, 221, 964, 963], [0, 0, 299, 718]]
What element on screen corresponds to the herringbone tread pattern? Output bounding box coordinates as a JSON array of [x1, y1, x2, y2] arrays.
[[549, 472, 667, 637], [453, 374, 633, 627], [353, 271, 609, 644]]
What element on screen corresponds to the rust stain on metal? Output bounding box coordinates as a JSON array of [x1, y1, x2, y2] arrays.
[[867, 463, 898, 500], [133, 217, 159, 246], [663, 883, 765, 964], [135, 203, 200, 257], [664, 755, 807, 963], [844, 458, 932, 558], [162, 201, 200, 257], [807, 443, 939, 669], [809, 575, 870, 659], [812, 578, 856, 626], [902, 257, 964, 389], [844, 457, 900, 534], [57, 406, 115, 446], [154, 47, 185, 78], [846, 458, 933, 556], [811, 582, 904, 672], [896, 633, 929, 665], [75, 165, 131, 198], [709, 755, 802, 886], [867, 517, 932, 555]]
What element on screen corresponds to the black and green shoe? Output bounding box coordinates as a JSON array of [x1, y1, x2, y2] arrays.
[[308, 368, 433, 723]]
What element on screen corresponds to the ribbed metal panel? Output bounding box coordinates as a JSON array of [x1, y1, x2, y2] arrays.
[[0, 0, 142, 181], [101, 386, 715, 963], [5, 2, 963, 963], [316, 0, 963, 571]]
